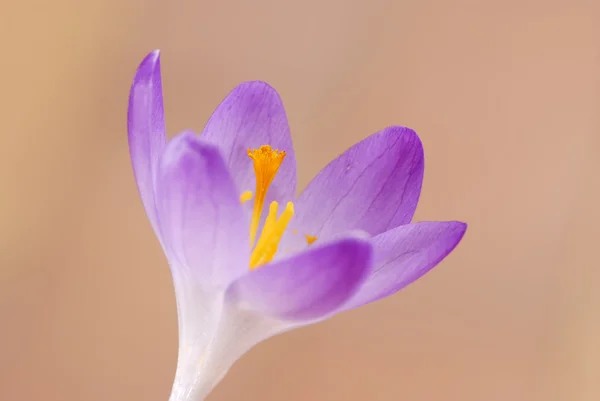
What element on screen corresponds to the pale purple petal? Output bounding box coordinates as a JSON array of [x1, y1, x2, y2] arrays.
[[155, 131, 249, 288], [227, 234, 373, 321], [127, 50, 166, 232], [342, 221, 467, 310], [291, 126, 423, 243], [201, 81, 297, 204]]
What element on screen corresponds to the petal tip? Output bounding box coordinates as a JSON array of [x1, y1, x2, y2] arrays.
[[144, 49, 161, 64], [452, 220, 468, 235], [433, 220, 468, 245], [132, 50, 162, 86], [241, 80, 274, 89], [441, 220, 468, 253], [396, 125, 423, 148], [457, 222, 468, 240], [229, 80, 281, 99], [375, 126, 424, 160]]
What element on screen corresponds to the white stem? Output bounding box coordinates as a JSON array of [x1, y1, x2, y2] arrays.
[[168, 293, 288, 401]]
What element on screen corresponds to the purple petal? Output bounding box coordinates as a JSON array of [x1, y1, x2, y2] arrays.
[[201, 81, 297, 204], [291, 126, 423, 242], [155, 131, 249, 288], [226, 234, 373, 321], [342, 221, 467, 310], [127, 50, 166, 232]]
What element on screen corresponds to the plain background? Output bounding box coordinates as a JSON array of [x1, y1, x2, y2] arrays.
[[1, 1, 599, 400]]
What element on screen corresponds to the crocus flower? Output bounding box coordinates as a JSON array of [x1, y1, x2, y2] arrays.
[[128, 50, 467, 401]]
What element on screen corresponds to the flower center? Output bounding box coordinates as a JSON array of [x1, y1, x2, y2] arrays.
[[244, 145, 293, 269], [242, 145, 318, 270]]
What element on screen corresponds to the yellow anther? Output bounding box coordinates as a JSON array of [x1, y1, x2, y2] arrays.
[[247, 145, 286, 246], [305, 234, 318, 245], [240, 190, 253, 204], [249, 201, 294, 269]]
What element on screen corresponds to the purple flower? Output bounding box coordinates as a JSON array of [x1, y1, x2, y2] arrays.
[[128, 50, 467, 401]]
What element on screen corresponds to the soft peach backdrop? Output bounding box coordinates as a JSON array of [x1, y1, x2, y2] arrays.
[[1, 1, 598, 400]]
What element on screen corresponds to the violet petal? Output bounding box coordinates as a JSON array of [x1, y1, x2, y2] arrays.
[[342, 221, 467, 310], [155, 131, 249, 288], [291, 126, 424, 244], [227, 234, 373, 321], [201, 81, 297, 205], [127, 50, 166, 233]]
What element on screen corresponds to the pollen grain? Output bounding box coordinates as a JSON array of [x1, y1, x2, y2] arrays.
[[240, 190, 253, 204], [304, 234, 318, 245]]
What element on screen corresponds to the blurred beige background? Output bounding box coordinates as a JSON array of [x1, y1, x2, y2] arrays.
[[1, 0, 598, 400]]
